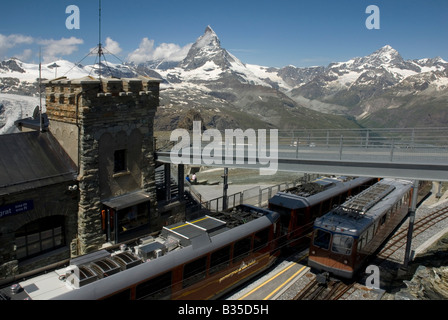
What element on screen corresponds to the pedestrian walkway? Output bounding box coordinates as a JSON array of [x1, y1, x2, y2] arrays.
[[192, 184, 275, 202]]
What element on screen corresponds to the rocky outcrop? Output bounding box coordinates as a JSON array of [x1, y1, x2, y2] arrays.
[[395, 265, 448, 300], [393, 232, 448, 300]]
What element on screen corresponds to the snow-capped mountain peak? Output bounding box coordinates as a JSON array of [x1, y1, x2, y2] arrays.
[[178, 25, 240, 71], [196, 25, 220, 49], [362, 45, 403, 66], [1, 27, 448, 132]]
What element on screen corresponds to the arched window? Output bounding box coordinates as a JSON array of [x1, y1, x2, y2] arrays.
[[15, 216, 65, 261]]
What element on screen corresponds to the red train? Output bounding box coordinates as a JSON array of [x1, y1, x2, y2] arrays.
[[268, 176, 377, 248]]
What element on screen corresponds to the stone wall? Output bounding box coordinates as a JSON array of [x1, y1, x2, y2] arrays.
[[0, 181, 78, 278]]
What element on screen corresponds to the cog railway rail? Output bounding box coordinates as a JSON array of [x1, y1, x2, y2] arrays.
[[292, 277, 356, 300]]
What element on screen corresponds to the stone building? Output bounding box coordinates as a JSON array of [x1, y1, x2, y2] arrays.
[[0, 131, 78, 277], [0, 75, 161, 279], [45, 76, 161, 254]]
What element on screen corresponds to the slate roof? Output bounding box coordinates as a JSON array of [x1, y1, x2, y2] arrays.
[[0, 131, 77, 195]]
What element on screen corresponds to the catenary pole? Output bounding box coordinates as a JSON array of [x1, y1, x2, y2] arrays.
[[404, 180, 419, 267]]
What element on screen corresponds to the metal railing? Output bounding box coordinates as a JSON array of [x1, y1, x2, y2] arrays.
[[157, 127, 448, 165], [185, 173, 319, 213], [280, 127, 448, 162]]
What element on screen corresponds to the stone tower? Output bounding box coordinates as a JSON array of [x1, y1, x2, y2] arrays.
[[45, 76, 161, 255]]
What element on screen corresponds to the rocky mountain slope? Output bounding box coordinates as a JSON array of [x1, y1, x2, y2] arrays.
[[1, 26, 447, 131]]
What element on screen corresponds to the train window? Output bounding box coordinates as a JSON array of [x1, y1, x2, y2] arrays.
[[136, 271, 172, 300], [380, 214, 387, 226], [183, 256, 207, 288], [210, 246, 231, 275], [270, 205, 291, 232], [366, 226, 374, 243], [357, 234, 365, 251], [321, 199, 332, 214], [313, 229, 331, 250], [331, 234, 354, 255], [233, 237, 252, 263], [103, 288, 131, 300], [254, 228, 269, 251], [310, 205, 321, 220]]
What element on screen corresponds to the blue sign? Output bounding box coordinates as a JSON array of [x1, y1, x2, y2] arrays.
[[0, 200, 34, 219]]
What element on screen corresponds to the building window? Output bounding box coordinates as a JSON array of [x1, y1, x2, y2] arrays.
[[114, 149, 127, 173], [15, 216, 65, 261]]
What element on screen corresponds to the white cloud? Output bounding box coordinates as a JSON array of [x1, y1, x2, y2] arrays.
[[16, 49, 33, 61], [0, 34, 34, 48], [0, 34, 34, 58], [127, 37, 192, 64], [104, 37, 123, 55], [0, 33, 85, 63], [38, 37, 84, 63]]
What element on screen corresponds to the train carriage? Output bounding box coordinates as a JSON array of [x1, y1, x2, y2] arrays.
[[308, 179, 413, 279], [268, 176, 377, 248]]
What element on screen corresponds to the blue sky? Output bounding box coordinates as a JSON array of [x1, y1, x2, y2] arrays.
[[0, 0, 447, 67]]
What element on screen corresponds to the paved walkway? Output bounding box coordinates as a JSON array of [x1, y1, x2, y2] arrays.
[[190, 183, 275, 202]]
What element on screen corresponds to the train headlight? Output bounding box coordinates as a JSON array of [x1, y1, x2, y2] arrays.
[[311, 250, 315, 255], [343, 260, 348, 264]]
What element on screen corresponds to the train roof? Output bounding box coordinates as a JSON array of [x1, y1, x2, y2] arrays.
[[269, 176, 373, 210], [313, 179, 413, 237], [1, 205, 279, 300]]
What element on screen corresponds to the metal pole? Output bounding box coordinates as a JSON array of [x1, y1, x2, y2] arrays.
[[39, 48, 43, 133], [115, 209, 119, 244], [365, 130, 369, 149], [177, 164, 184, 200], [404, 180, 419, 268], [164, 163, 171, 201], [106, 209, 111, 242], [390, 139, 395, 162], [295, 138, 299, 158], [222, 168, 228, 210], [339, 135, 343, 160]]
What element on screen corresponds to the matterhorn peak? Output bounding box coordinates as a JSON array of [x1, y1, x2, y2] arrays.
[[204, 25, 216, 35], [178, 25, 237, 71], [195, 25, 221, 49]]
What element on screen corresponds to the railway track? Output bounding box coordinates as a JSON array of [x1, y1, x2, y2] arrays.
[[293, 277, 355, 300], [376, 205, 448, 262]]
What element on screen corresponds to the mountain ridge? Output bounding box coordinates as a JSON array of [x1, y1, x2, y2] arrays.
[[1, 26, 447, 131]]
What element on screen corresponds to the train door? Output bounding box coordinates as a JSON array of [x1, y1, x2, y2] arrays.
[[269, 205, 292, 247], [293, 208, 307, 237]]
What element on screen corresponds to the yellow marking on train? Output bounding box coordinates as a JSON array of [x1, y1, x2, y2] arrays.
[[170, 217, 209, 230], [238, 253, 308, 300]]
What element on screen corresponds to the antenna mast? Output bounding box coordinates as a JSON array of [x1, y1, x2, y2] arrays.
[[98, 0, 102, 81], [39, 47, 43, 133]]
